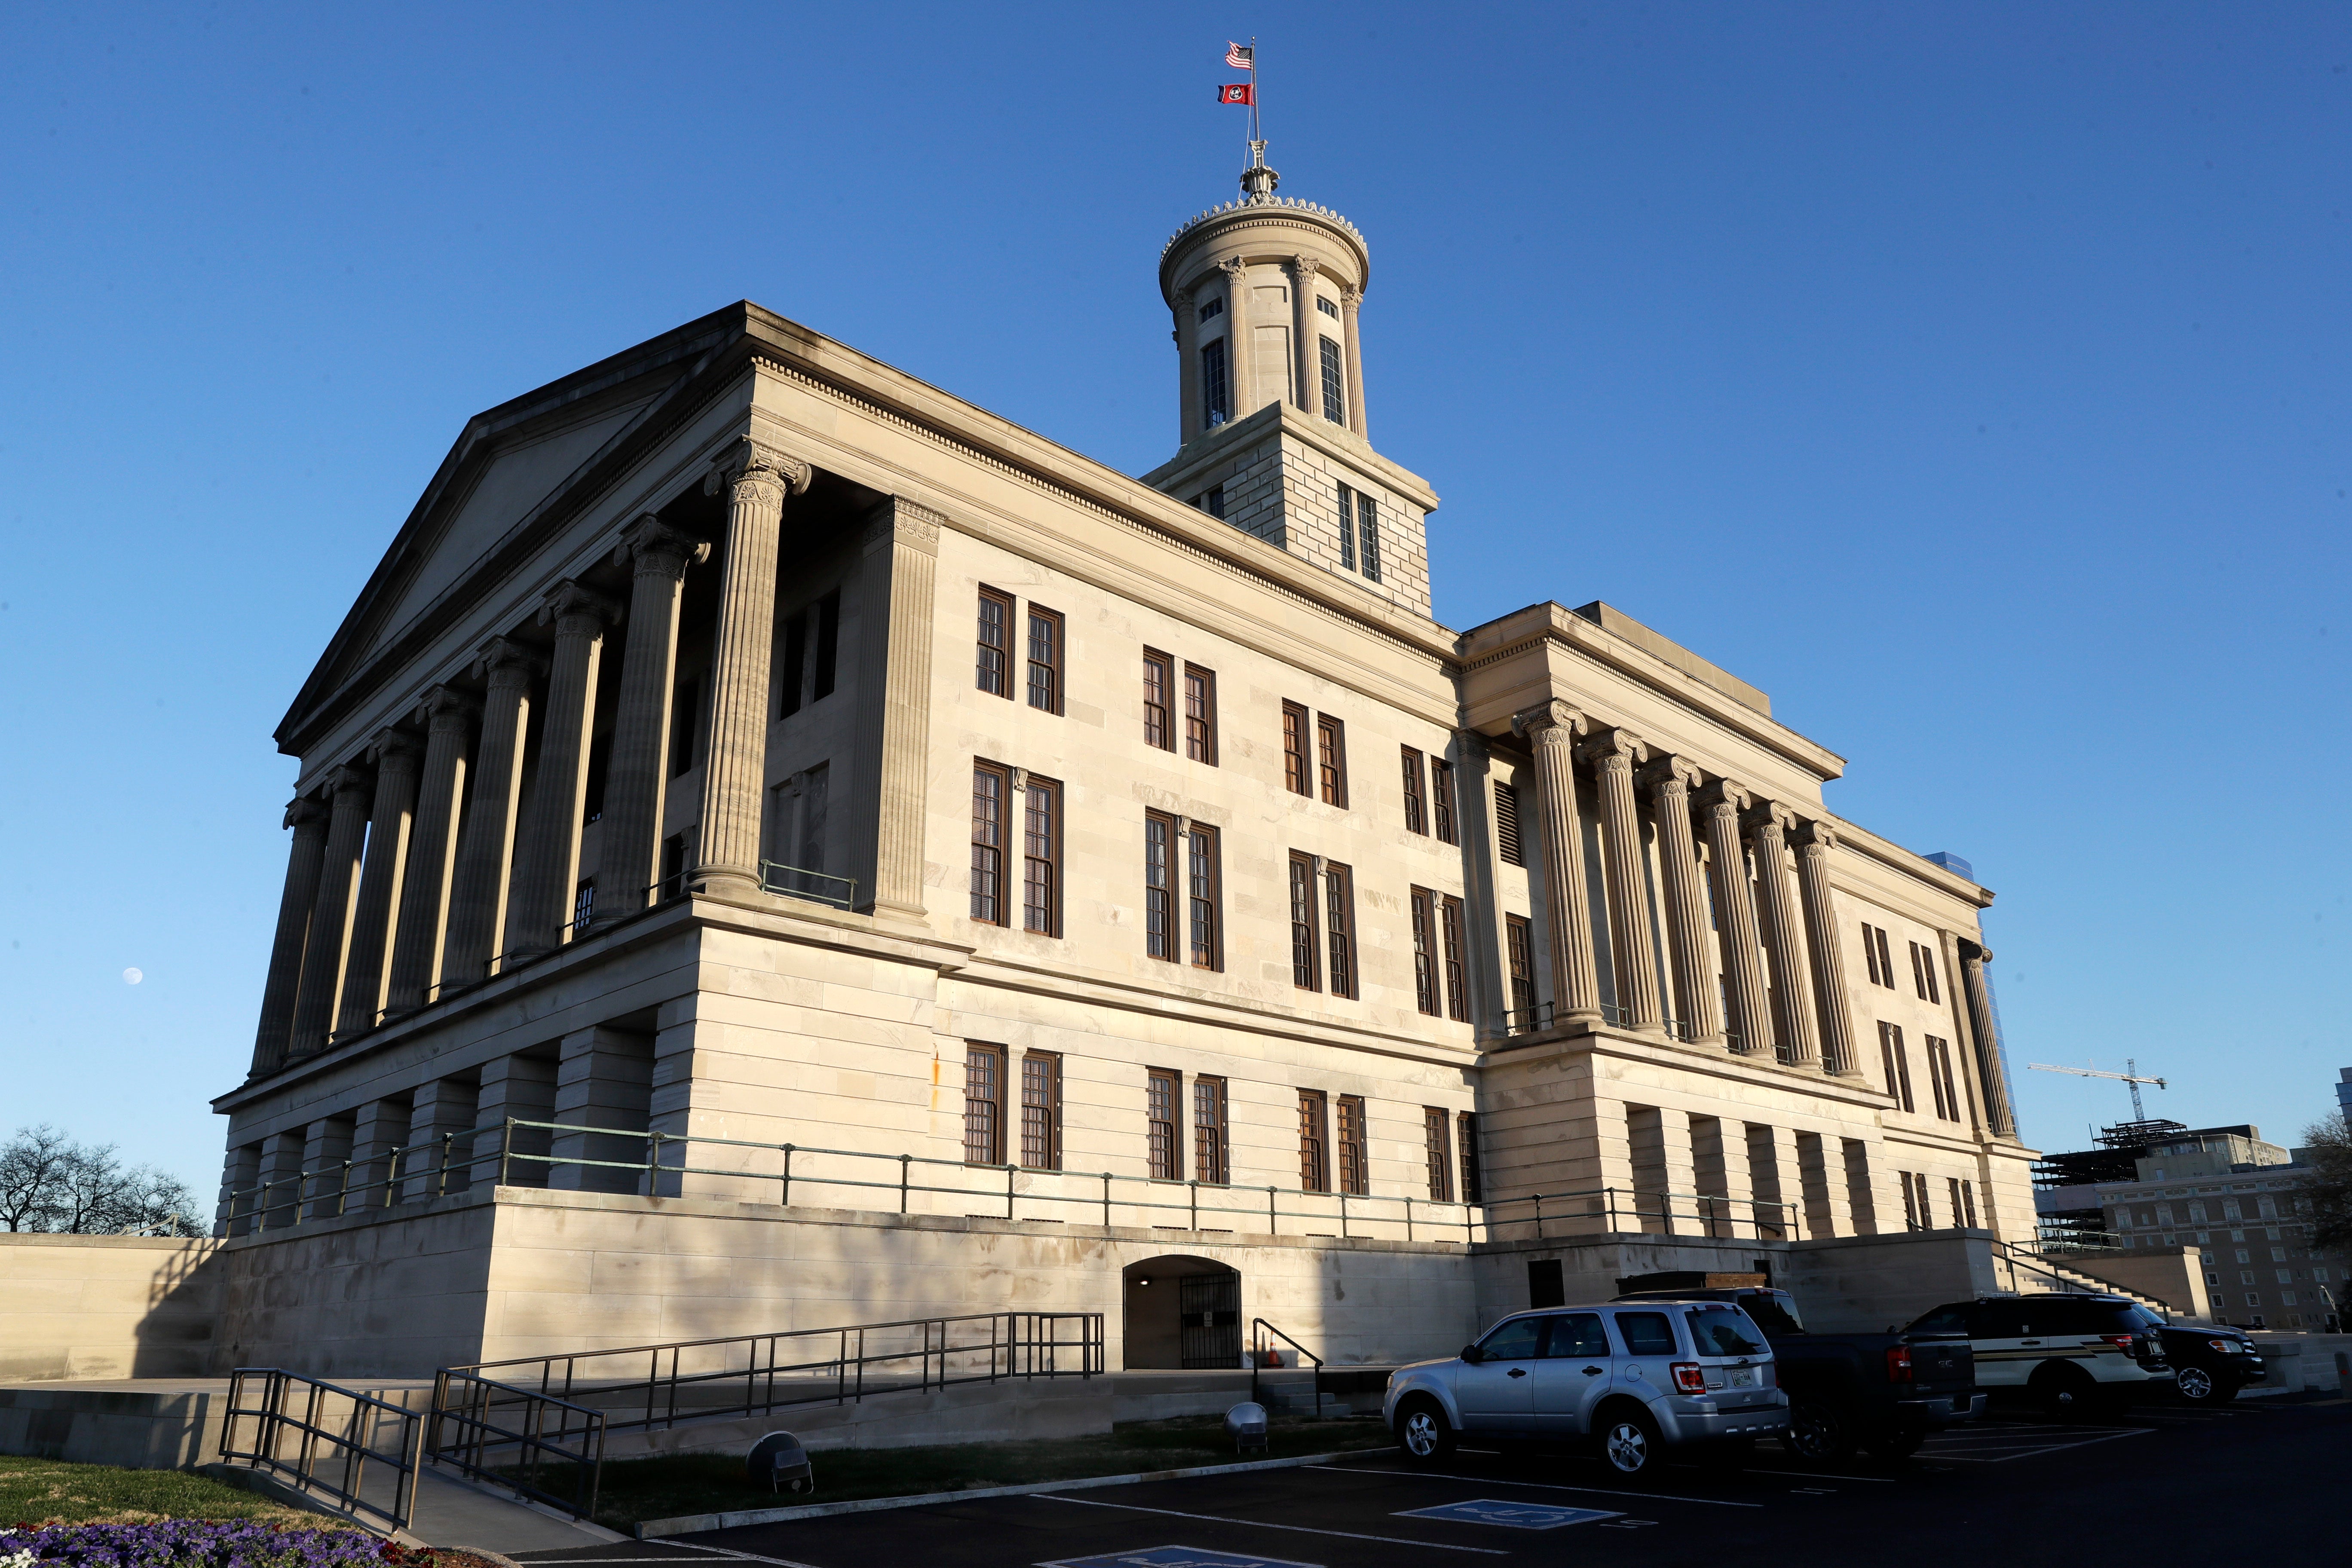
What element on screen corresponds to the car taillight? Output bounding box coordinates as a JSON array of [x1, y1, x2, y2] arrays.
[[2101, 1333, 2136, 1352], [1886, 1345, 1913, 1383], [1671, 1362, 1707, 1394]]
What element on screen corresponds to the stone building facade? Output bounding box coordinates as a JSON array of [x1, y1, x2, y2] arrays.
[[208, 151, 2038, 1372]]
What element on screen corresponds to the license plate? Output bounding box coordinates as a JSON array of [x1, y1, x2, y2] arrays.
[[1727, 1367, 1757, 1387]]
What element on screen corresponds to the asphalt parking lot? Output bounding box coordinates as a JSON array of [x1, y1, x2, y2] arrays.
[[508, 1393, 2347, 1568]]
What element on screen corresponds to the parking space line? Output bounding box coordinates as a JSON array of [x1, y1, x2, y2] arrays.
[[1922, 1428, 2151, 1462], [1708, 1467, 1894, 1483], [1034, 1493, 1509, 1555], [1306, 1464, 1763, 1508], [662, 1540, 827, 1568]]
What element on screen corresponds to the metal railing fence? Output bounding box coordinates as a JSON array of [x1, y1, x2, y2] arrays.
[[218, 1367, 424, 1532], [760, 860, 859, 908], [1249, 1318, 1325, 1418], [427, 1371, 606, 1520]]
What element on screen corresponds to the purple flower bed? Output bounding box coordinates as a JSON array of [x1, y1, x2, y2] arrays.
[[0, 1522, 401, 1568]]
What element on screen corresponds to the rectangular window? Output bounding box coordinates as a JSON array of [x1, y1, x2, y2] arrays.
[[1439, 894, 1470, 1023], [1356, 492, 1381, 583], [1410, 887, 1439, 1016], [1026, 606, 1063, 714], [1879, 1020, 1915, 1112], [1317, 294, 1340, 320], [1199, 484, 1225, 520], [669, 675, 701, 776], [1908, 940, 1926, 998], [1186, 823, 1222, 970], [1506, 914, 1535, 1020], [977, 588, 1013, 698], [1200, 337, 1229, 426], [1193, 1077, 1229, 1184], [1430, 759, 1457, 844], [1336, 1095, 1369, 1196], [1147, 1069, 1182, 1181], [1457, 1113, 1483, 1204], [1495, 782, 1524, 866], [1862, 922, 1880, 985], [1899, 1170, 1920, 1230], [1875, 925, 1895, 988], [1298, 1090, 1331, 1192], [964, 1044, 1006, 1165], [1184, 665, 1218, 763], [1958, 1181, 1978, 1228], [1336, 483, 1357, 570], [1915, 941, 1942, 1003], [1289, 852, 1321, 990], [1424, 1107, 1454, 1201], [1282, 702, 1312, 795], [1319, 335, 1345, 423], [1199, 295, 1224, 322], [659, 831, 689, 900], [1316, 714, 1348, 806], [1145, 813, 1175, 962], [1020, 1052, 1062, 1170], [1324, 860, 1356, 998], [1022, 776, 1060, 936], [778, 608, 809, 717], [1143, 649, 1175, 750], [572, 878, 595, 932], [1926, 1035, 1960, 1122], [970, 763, 1008, 925], [1401, 747, 1427, 834], [812, 588, 840, 701]]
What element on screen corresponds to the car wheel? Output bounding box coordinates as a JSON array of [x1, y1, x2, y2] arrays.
[[1395, 1397, 1457, 1465], [1599, 1406, 1662, 1477], [1783, 1398, 1856, 1464], [2174, 1366, 2237, 1404], [1863, 1426, 1925, 1460], [2029, 1363, 2099, 1419]]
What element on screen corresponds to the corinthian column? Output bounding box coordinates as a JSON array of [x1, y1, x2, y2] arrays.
[[1792, 821, 1860, 1076], [1218, 258, 1253, 418], [694, 437, 811, 899], [1744, 802, 1819, 1069], [384, 688, 476, 1014], [333, 731, 423, 1038], [1642, 756, 1721, 1046], [1511, 699, 1601, 1025], [1695, 780, 1773, 1059], [594, 518, 707, 926], [288, 765, 373, 1058], [1958, 941, 2018, 1137], [1581, 728, 1662, 1031], [1288, 255, 1320, 413], [442, 639, 542, 983], [1339, 286, 1367, 437], [251, 797, 329, 1075], [508, 581, 621, 956], [851, 499, 941, 919]]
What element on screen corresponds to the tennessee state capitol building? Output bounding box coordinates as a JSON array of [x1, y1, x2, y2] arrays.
[[209, 148, 2038, 1375]]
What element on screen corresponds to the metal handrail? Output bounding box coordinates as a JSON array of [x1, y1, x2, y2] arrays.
[[219, 1367, 424, 1532], [760, 860, 859, 908], [1249, 1319, 1325, 1418], [1501, 1001, 1555, 1035], [427, 1370, 606, 1520], [1989, 1239, 2173, 1312], [1482, 1184, 1800, 1241]]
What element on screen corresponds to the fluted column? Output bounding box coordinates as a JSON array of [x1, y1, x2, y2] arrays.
[[442, 639, 542, 983], [1792, 821, 1861, 1077], [694, 437, 812, 898], [1219, 257, 1253, 419], [1642, 757, 1721, 1046], [384, 688, 476, 1014], [1958, 941, 2018, 1137], [1288, 255, 1319, 413], [287, 766, 373, 1058], [1339, 285, 1367, 437], [1581, 728, 1662, 1031], [508, 581, 620, 956], [332, 732, 422, 1039], [1695, 780, 1774, 1059], [1744, 801, 1819, 1069], [594, 518, 707, 926], [1511, 699, 1601, 1024], [251, 797, 328, 1075]]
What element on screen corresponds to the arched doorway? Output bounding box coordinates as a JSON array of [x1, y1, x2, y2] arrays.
[[1121, 1255, 1240, 1369]]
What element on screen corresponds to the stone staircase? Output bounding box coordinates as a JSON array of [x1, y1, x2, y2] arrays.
[[1992, 1241, 2173, 1313]]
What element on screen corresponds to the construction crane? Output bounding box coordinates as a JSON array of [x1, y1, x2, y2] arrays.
[[2027, 1058, 2168, 1122]]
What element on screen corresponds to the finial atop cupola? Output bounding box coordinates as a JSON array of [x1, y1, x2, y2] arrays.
[[1240, 141, 1279, 202]]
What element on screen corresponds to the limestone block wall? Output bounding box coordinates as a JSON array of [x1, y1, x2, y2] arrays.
[[211, 1197, 498, 1375], [0, 1235, 225, 1381]]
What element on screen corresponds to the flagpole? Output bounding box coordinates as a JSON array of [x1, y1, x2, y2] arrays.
[[1251, 35, 1261, 148]]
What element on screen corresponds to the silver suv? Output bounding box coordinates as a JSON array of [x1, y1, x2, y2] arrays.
[[1384, 1300, 1789, 1476]]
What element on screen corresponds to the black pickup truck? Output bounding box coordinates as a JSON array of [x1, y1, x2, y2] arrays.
[[1614, 1280, 1983, 1462]]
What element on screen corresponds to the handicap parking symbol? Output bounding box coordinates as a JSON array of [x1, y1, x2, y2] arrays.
[[1396, 1498, 1623, 1530], [1040, 1548, 1326, 1568]]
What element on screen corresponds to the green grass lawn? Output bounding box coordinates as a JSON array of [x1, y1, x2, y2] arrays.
[[0, 1456, 322, 1528], [579, 1412, 1393, 1529]]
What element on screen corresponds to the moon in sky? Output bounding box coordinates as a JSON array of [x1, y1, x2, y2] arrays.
[[122, 968, 143, 985]]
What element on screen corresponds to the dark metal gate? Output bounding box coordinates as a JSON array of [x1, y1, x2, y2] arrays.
[[1178, 1271, 1240, 1368]]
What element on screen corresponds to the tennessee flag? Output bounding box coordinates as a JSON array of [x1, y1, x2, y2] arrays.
[[1218, 83, 1254, 105]]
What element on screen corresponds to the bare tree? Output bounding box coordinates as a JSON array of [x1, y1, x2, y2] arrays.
[[0, 1125, 200, 1236], [2304, 1111, 2352, 1254]]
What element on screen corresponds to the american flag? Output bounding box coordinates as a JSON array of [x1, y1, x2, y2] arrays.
[[1226, 41, 1254, 70]]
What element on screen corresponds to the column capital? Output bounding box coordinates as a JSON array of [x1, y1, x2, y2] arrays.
[[613, 514, 710, 578], [1792, 819, 1838, 855], [1693, 778, 1750, 816], [1339, 284, 1363, 309], [1577, 726, 1648, 770], [472, 635, 547, 686], [1963, 942, 1992, 964], [283, 796, 328, 832], [368, 728, 423, 769], [860, 498, 944, 555], [1216, 254, 1249, 282], [417, 684, 481, 730], [1741, 798, 1798, 837], [537, 579, 623, 634], [704, 435, 813, 502], [327, 763, 374, 800], [1511, 698, 1586, 742], [1289, 253, 1321, 282], [1640, 754, 1703, 796]]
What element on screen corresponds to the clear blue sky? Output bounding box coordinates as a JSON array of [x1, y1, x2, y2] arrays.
[[3, 4, 2346, 1206]]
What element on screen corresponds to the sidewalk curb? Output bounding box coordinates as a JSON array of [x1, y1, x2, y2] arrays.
[[634, 1448, 1386, 1537]]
